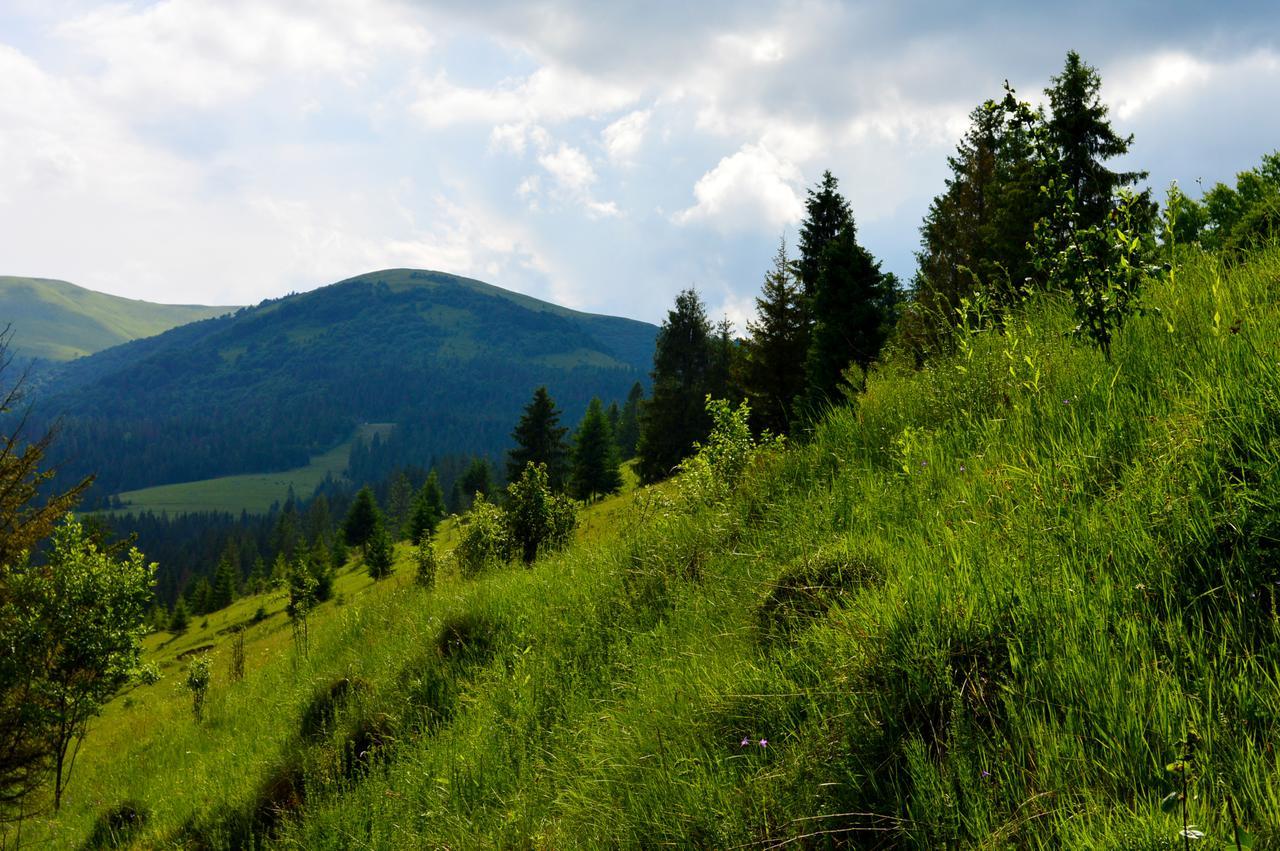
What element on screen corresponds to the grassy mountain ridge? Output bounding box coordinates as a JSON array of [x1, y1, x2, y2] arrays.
[[23, 247, 1280, 847], [32, 269, 657, 499], [0, 275, 234, 362]]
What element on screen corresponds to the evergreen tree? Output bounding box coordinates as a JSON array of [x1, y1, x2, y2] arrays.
[[209, 553, 238, 612], [507, 387, 570, 490], [169, 597, 190, 633], [615, 382, 644, 459], [804, 228, 898, 405], [309, 538, 333, 602], [454, 457, 493, 512], [743, 237, 807, 435], [387, 471, 413, 540], [571, 398, 623, 501], [330, 534, 348, 572], [189, 576, 214, 616], [637, 289, 715, 483], [407, 470, 447, 544], [909, 93, 1043, 351], [365, 517, 394, 580], [1045, 51, 1146, 232], [248, 556, 268, 594], [797, 171, 854, 300], [343, 486, 379, 551]]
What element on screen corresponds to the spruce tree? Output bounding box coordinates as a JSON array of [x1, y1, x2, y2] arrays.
[[804, 228, 898, 405], [407, 470, 447, 544], [615, 382, 644, 459], [343, 486, 379, 551], [571, 398, 623, 501], [454, 457, 494, 512], [797, 171, 854, 300], [744, 237, 807, 435], [209, 554, 238, 612], [386, 471, 412, 540], [365, 517, 394, 580], [507, 387, 570, 490], [1045, 51, 1146, 232], [169, 597, 190, 633], [637, 288, 715, 483]]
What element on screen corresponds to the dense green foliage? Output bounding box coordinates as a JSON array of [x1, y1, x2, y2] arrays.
[[342, 488, 379, 552], [742, 239, 806, 435], [504, 462, 577, 565], [30, 245, 1280, 850], [28, 269, 654, 501], [0, 276, 231, 363]]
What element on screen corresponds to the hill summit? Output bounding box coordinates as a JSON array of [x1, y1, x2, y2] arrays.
[[34, 269, 657, 499]]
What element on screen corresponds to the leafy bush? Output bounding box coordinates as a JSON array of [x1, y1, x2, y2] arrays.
[[454, 494, 512, 577], [505, 462, 577, 565], [678, 397, 783, 505], [186, 655, 211, 722], [134, 661, 162, 686]]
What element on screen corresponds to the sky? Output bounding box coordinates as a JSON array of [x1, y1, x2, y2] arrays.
[[1, 1, 1277, 328]]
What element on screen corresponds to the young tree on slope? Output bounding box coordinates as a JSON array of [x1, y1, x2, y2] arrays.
[[743, 237, 807, 435], [571, 398, 623, 501], [637, 289, 715, 483], [343, 486, 380, 552], [507, 387, 570, 491]]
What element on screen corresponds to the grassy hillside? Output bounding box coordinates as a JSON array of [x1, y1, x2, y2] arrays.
[[0, 276, 233, 362], [112, 424, 394, 515], [33, 268, 656, 500], [19, 248, 1280, 848]]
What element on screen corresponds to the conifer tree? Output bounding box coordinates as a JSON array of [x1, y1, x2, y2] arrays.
[[804, 229, 898, 405], [637, 288, 715, 483], [1045, 51, 1146, 233], [169, 597, 190, 633], [387, 471, 413, 540], [744, 237, 807, 435], [365, 517, 394, 580], [343, 486, 379, 551], [797, 171, 854, 301], [507, 387, 570, 490], [452, 457, 494, 512], [209, 553, 238, 612], [615, 382, 644, 459], [407, 471, 447, 544], [571, 398, 623, 501]]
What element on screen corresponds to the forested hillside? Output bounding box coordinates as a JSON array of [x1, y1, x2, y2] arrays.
[[29, 269, 656, 500]]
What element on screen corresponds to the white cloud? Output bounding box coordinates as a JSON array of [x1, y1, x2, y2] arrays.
[[602, 109, 651, 163], [56, 0, 430, 110], [675, 143, 804, 232], [527, 142, 620, 218], [412, 64, 639, 129]]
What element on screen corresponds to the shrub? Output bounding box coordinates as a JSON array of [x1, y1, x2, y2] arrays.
[[505, 462, 577, 565], [414, 541, 438, 589], [186, 654, 211, 722], [134, 661, 162, 687], [678, 397, 784, 505], [454, 494, 512, 577]]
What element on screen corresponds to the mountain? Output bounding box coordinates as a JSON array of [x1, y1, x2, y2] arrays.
[[32, 269, 657, 501], [0, 276, 234, 362]]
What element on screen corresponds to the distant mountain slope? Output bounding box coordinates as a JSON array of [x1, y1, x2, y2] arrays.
[[34, 269, 657, 500], [0, 276, 234, 361]]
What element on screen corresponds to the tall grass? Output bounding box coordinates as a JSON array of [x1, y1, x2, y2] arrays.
[[21, 247, 1280, 849]]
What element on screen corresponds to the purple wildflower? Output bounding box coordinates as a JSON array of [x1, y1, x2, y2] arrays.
[[740, 736, 749, 747], [759, 739, 768, 748]]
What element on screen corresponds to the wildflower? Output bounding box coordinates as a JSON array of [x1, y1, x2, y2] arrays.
[[959, 465, 966, 472], [759, 739, 768, 748], [740, 737, 749, 747]]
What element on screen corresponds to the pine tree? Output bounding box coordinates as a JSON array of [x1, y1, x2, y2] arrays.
[[330, 534, 348, 572], [309, 538, 333, 602], [1045, 51, 1146, 232], [387, 471, 413, 540], [365, 517, 394, 580], [637, 288, 715, 483], [454, 457, 494, 513], [209, 554, 238, 612], [804, 228, 898, 405], [615, 382, 644, 459], [743, 237, 807, 435], [343, 486, 379, 551], [571, 398, 623, 501], [407, 470, 447, 544], [507, 387, 570, 490], [169, 597, 190, 633], [797, 171, 854, 301]]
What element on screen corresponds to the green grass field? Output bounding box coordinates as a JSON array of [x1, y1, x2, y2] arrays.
[[113, 424, 395, 515], [16, 247, 1280, 848]]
